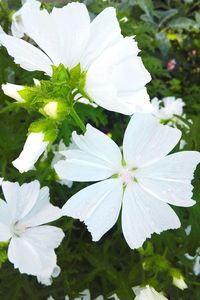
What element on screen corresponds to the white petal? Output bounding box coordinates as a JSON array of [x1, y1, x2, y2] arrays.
[[8, 236, 42, 276], [123, 113, 181, 168], [122, 183, 180, 249], [85, 37, 151, 114], [112, 55, 151, 93], [0, 201, 12, 241], [11, 4, 25, 38], [62, 179, 123, 241], [21, 186, 62, 226], [50, 3, 90, 68], [37, 265, 60, 286], [12, 132, 49, 173], [81, 7, 122, 68], [72, 124, 122, 170], [134, 286, 168, 300], [23, 225, 64, 251], [93, 87, 151, 115], [194, 256, 200, 276], [137, 151, 200, 206], [0, 33, 52, 75], [20, 1, 90, 68], [8, 225, 64, 276], [1, 83, 25, 102], [16, 0, 60, 66], [2, 180, 40, 220], [55, 125, 122, 182], [55, 149, 118, 182]]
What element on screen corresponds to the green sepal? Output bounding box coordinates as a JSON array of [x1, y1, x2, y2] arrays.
[[52, 64, 70, 82], [69, 63, 82, 88], [28, 119, 57, 143], [19, 84, 50, 110]]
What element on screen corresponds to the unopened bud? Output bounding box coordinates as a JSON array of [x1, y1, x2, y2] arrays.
[[44, 101, 58, 119]]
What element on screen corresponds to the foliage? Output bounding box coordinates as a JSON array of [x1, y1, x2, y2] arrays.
[[0, 0, 200, 299]]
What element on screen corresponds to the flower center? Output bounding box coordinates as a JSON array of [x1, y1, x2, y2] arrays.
[[120, 168, 137, 185], [11, 221, 26, 237]]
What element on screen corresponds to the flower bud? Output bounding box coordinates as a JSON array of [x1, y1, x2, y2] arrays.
[[1, 83, 25, 102], [42, 100, 68, 121], [43, 101, 58, 119], [12, 132, 49, 173], [171, 269, 188, 290]]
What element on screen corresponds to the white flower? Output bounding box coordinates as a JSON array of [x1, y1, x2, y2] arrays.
[[0, 0, 151, 115], [151, 96, 185, 122], [55, 114, 200, 249], [172, 275, 188, 290], [133, 285, 168, 299], [12, 132, 49, 173], [0, 180, 64, 279], [1, 83, 25, 102]]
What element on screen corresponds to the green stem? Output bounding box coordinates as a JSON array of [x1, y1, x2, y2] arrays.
[[70, 106, 86, 133]]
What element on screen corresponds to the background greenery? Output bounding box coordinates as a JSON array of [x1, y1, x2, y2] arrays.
[[0, 0, 200, 299]]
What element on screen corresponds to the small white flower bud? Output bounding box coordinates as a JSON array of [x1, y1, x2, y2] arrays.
[[43, 101, 58, 119], [173, 275, 188, 290], [12, 132, 49, 173], [2, 83, 25, 102]]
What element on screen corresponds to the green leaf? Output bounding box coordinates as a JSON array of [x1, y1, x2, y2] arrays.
[[157, 9, 178, 27], [195, 12, 200, 25], [168, 17, 196, 30]]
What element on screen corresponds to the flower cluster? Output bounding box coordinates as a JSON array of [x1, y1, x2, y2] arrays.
[[0, 0, 199, 299]]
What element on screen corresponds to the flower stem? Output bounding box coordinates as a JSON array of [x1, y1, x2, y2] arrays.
[[70, 107, 86, 133]]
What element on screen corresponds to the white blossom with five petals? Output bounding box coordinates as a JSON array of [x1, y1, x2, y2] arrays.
[[0, 0, 151, 115], [55, 114, 200, 249], [0, 180, 64, 281]]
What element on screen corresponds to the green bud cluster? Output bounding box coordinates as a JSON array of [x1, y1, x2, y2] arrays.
[[18, 64, 91, 142]]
